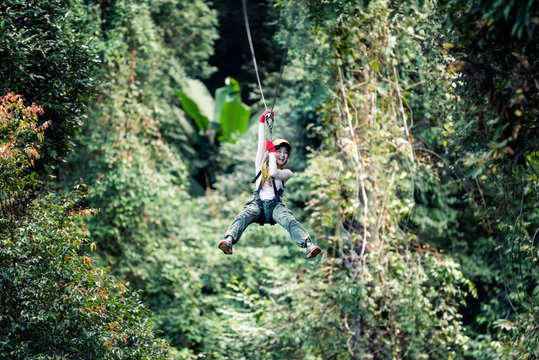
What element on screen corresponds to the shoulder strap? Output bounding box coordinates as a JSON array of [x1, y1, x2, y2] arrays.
[[252, 170, 262, 184], [271, 177, 284, 197], [252, 163, 284, 197]]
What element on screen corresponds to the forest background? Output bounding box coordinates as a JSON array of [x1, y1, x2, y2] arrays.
[[1, 0, 537, 359]]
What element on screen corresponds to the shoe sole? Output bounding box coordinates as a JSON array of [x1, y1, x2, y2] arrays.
[[306, 246, 321, 259], [218, 240, 233, 255]]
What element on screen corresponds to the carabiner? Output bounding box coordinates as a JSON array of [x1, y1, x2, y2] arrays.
[[265, 112, 274, 130]]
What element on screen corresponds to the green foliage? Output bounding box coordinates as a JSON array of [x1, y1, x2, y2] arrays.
[[60, 0, 204, 283], [246, 254, 473, 360], [410, 1, 539, 358], [149, 0, 218, 78], [286, 0, 538, 357], [60, 0, 221, 193], [57, 1, 235, 357], [28, 0, 536, 358], [174, 79, 212, 132], [0, 0, 98, 166], [213, 78, 251, 142], [440, 0, 538, 168], [236, 0, 480, 358], [0, 94, 168, 359], [174, 77, 251, 143]]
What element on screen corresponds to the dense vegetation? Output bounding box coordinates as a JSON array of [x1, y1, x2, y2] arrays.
[[1, 0, 537, 359]]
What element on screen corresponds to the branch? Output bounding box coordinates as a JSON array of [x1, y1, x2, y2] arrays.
[[338, 66, 369, 261]]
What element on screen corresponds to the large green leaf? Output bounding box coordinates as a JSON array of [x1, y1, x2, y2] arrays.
[[173, 78, 214, 131], [214, 77, 251, 142], [174, 77, 250, 142]]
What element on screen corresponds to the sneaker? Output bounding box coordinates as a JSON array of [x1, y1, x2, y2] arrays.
[[306, 242, 321, 259], [218, 239, 233, 255]]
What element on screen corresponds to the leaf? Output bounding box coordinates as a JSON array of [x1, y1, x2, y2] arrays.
[[214, 78, 251, 142], [174, 89, 209, 131], [173, 78, 215, 131]]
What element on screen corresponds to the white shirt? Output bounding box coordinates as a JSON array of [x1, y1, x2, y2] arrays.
[[254, 122, 292, 200]]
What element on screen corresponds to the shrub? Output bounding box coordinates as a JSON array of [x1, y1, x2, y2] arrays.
[[0, 93, 168, 359]]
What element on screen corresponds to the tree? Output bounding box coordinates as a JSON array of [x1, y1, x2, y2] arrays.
[[0, 93, 168, 359], [0, 0, 98, 168]]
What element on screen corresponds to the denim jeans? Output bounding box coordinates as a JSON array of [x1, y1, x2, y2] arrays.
[[224, 200, 311, 248]]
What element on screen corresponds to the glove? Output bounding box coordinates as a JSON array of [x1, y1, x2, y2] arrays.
[[259, 110, 275, 123], [266, 140, 275, 153]]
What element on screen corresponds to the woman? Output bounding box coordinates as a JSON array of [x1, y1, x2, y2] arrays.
[[218, 110, 321, 259]]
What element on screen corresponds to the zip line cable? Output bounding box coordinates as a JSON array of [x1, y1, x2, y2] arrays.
[[270, 29, 293, 113], [242, 0, 267, 110], [241, 0, 295, 119]]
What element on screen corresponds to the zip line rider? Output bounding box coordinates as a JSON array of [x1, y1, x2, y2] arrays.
[[218, 110, 321, 259]]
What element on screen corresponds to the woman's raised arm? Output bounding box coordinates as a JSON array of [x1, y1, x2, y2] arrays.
[[255, 110, 273, 172]]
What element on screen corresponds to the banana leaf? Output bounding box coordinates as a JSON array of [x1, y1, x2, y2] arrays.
[[173, 78, 214, 131], [214, 77, 250, 142]]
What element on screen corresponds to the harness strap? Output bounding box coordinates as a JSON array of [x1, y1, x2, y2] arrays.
[[253, 191, 278, 226], [252, 170, 262, 183], [251, 159, 285, 225], [272, 179, 284, 198], [252, 169, 285, 195], [252, 172, 283, 226]]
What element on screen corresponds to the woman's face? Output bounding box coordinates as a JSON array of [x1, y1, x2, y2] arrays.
[[276, 146, 289, 166]]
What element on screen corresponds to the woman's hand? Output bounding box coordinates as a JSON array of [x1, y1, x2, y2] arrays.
[[260, 110, 274, 123]]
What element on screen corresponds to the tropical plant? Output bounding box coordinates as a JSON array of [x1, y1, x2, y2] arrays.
[[174, 77, 251, 144]]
